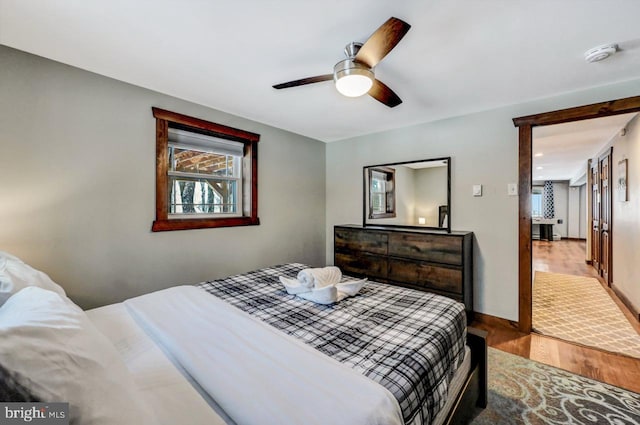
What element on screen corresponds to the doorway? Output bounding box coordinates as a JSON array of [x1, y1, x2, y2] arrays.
[[513, 95, 640, 334], [528, 115, 640, 357]]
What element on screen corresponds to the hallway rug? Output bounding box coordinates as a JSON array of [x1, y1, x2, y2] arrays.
[[471, 348, 640, 424], [532, 271, 640, 359]]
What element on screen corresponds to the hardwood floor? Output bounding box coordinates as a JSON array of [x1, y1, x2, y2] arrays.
[[471, 318, 640, 394], [532, 239, 598, 278], [471, 239, 640, 394]]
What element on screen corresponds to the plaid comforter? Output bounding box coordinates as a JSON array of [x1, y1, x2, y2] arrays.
[[197, 263, 466, 425]]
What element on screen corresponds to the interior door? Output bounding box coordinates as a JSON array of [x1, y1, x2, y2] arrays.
[[591, 163, 600, 272], [599, 149, 612, 285]]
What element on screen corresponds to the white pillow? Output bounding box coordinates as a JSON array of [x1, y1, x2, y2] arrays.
[[0, 287, 156, 424], [0, 251, 67, 306]]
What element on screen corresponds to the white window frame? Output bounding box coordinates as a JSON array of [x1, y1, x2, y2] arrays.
[[167, 130, 244, 219]]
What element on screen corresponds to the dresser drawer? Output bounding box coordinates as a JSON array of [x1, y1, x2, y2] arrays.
[[388, 258, 463, 294], [335, 228, 388, 255], [335, 252, 388, 280], [390, 281, 464, 303], [388, 233, 463, 265]]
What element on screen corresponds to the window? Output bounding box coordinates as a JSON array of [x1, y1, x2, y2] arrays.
[[532, 186, 543, 218], [168, 129, 242, 216], [368, 167, 396, 219], [152, 108, 260, 231]]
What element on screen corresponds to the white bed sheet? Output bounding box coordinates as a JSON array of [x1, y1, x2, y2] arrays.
[[124, 286, 403, 425], [86, 303, 233, 425], [87, 290, 472, 425]]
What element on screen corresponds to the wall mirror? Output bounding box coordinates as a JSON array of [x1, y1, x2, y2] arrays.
[[363, 157, 451, 231]]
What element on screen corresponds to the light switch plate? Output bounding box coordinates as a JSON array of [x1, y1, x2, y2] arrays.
[[473, 184, 482, 197], [508, 183, 518, 196]]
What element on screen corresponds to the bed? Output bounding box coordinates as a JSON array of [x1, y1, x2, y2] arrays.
[[0, 254, 486, 425]]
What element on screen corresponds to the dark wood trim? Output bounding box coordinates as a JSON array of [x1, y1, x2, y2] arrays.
[[155, 118, 169, 222], [249, 140, 259, 219], [585, 260, 593, 265], [446, 157, 452, 233], [513, 95, 640, 127], [513, 95, 640, 333], [518, 124, 533, 333], [467, 327, 488, 408], [152, 107, 260, 142], [151, 108, 260, 232], [367, 167, 396, 219], [611, 283, 640, 322], [588, 158, 597, 272], [473, 311, 520, 331], [600, 147, 614, 286], [152, 216, 260, 232], [563, 237, 587, 241]]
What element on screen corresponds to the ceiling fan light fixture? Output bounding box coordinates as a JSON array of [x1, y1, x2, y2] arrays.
[[272, 17, 409, 107], [333, 60, 374, 97]]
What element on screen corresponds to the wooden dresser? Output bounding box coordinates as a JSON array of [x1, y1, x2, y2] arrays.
[[334, 225, 474, 320]]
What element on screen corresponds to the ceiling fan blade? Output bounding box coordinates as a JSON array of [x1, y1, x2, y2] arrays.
[[368, 79, 402, 108], [272, 74, 333, 89], [355, 17, 411, 68]]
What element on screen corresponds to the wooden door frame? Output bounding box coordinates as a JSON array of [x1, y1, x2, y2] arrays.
[[589, 159, 600, 272], [512, 95, 640, 333], [598, 147, 614, 285]]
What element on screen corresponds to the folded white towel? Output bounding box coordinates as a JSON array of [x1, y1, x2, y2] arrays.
[[297, 285, 339, 305], [279, 276, 305, 294], [297, 267, 342, 289], [336, 279, 367, 296], [281, 272, 367, 305]]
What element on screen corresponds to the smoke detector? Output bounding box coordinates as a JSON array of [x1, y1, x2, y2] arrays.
[[584, 44, 618, 63]]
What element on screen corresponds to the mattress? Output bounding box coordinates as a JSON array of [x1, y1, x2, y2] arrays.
[[88, 298, 471, 425], [197, 263, 467, 424], [86, 263, 469, 425], [85, 303, 233, 425]]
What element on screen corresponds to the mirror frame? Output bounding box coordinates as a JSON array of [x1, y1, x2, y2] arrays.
[[362, 157, 451, 232]]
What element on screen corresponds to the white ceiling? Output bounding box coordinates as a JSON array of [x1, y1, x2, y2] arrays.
[[1, 1, 640, 142], [532, 113, 637, 182]]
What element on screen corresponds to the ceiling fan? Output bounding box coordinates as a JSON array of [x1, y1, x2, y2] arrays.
[[272, 17, 411, 108]]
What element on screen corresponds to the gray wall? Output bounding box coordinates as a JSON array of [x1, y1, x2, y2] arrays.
[[326, 79, 640, 321], [579, 184, 587, 240], [567, 185, 580, 238], [552, 181, 569, 238], [611, 114, 640, 312], [414, 167, 448, 227], [0, 46, 326, 309]]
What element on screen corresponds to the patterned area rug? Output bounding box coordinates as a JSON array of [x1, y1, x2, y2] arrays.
[[532, 271, 640, 359], [471, 348, 640, 424]]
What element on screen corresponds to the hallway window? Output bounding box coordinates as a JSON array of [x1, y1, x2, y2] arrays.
[[532, 186, 543, 218]]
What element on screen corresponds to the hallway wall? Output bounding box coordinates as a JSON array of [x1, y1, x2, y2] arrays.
[[610, 115, 640, 315]]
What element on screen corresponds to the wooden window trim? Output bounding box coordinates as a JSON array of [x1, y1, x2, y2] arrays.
[[151, 107, 260, 232]]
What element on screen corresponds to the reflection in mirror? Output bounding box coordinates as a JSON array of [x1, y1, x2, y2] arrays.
[[368, 167, 396, 219], [363, 157, 451, 231]]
